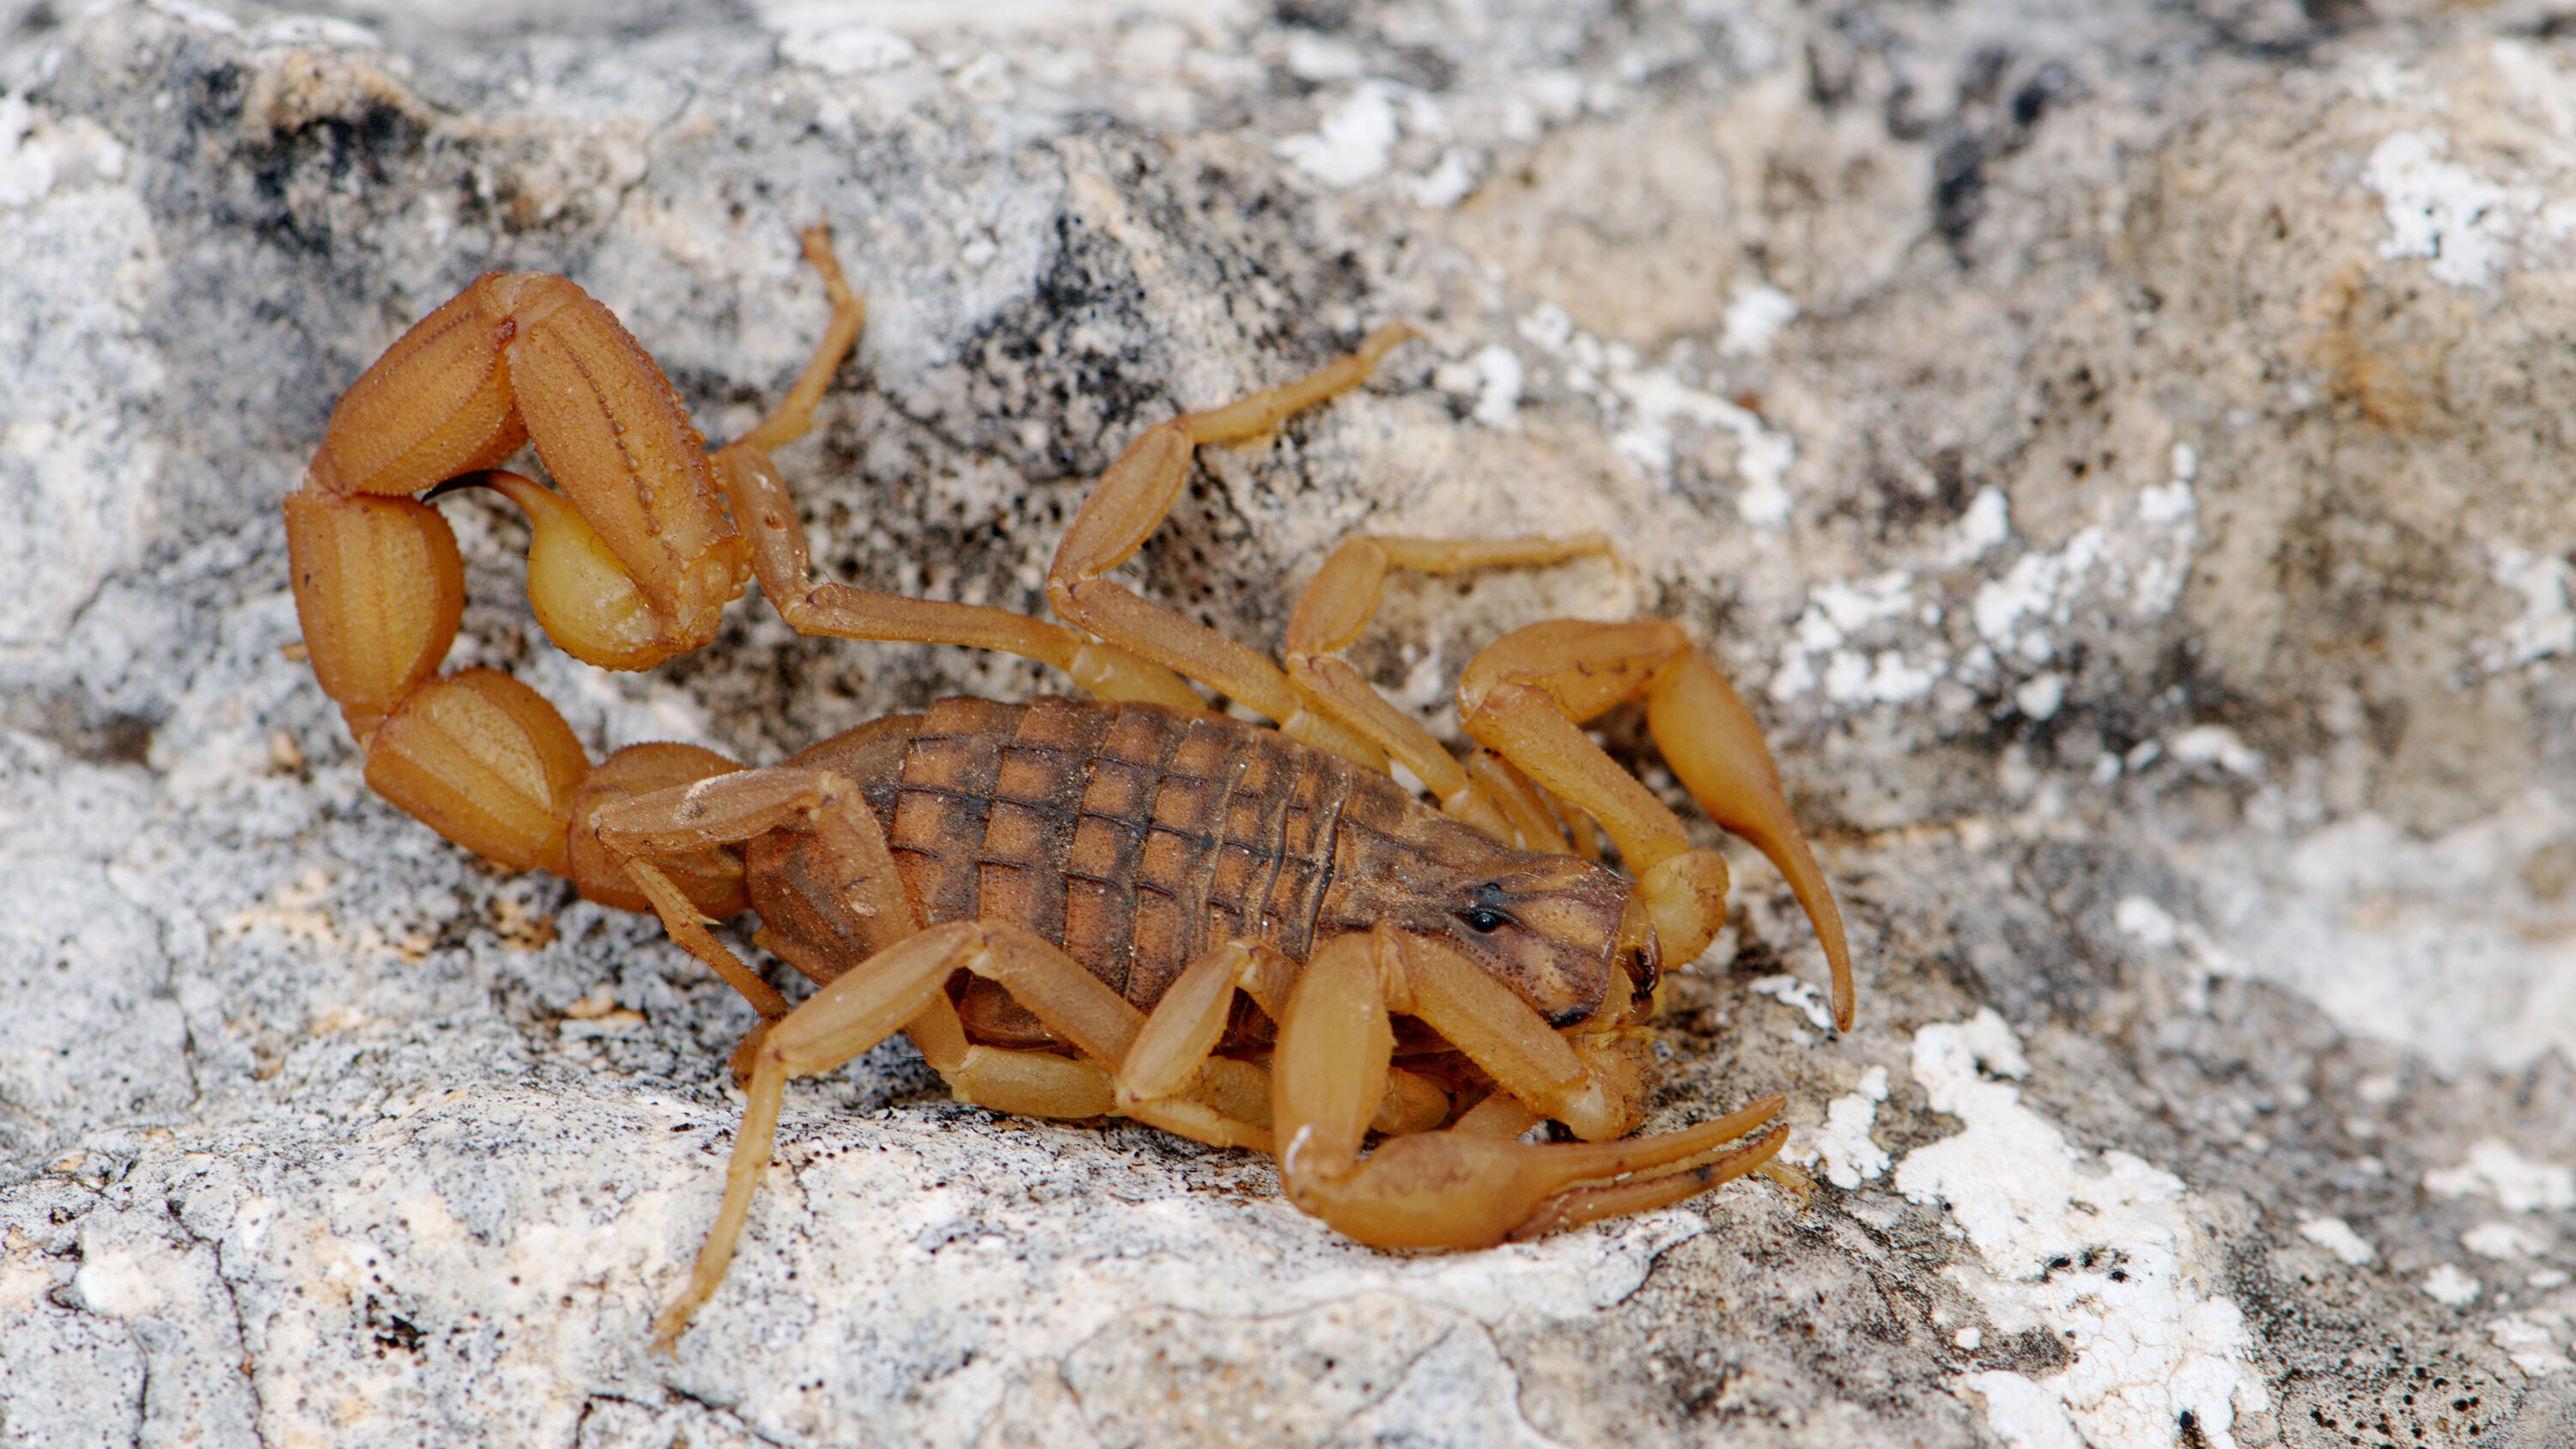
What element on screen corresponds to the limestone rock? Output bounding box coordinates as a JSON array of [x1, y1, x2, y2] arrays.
[[4, 2, 2574, 1445]]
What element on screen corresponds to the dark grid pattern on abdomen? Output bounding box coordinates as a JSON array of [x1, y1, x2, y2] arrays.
[[887, 697, 1358, 1010]]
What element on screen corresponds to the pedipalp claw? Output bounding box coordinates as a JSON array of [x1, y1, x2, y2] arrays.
[[1285, 1094, 1786, 1248], [1507, 1122, 1792, 1240]]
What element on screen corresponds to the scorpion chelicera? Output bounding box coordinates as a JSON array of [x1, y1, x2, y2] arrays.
[[282, 228, 1855, 1348]]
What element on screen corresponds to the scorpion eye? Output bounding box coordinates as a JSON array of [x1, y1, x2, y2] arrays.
[[1461, 881, 1515, 934]]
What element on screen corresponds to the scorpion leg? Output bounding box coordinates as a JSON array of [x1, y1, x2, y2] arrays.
[[598, 764, 1158, 1111], [1045, 326, 1420, 767], [562, 743, 749, 917], [647, 916, 1162, 1349], [1113, 940, 1293, 1151], [591, 766, 918, 1023], [1281, 533, 1613, 842], [1457, 619, 1853, 1030], [702, 233, 1204, 713], [648, 919, 979, 1351], [607, 769, 1216, 1346], [1113, 939, 1449, 1153], [1271, 928, 1788, 1247], [1461, 747, 1586, 856]]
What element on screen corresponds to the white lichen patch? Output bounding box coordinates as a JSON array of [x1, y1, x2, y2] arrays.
[[2013, 673, 2068, 722], [0, 95, 55, 209], [2486, 1312, 2575, 1378], [1945, 486, 2014, 565], [1279, 82, 1402, 187], [1750, 973, 1837, 1031], [1971, 479, 2198, 669], [1273, 79, 1461, 200], [2463, 1221, 2553, 1259], [1768, 571, 1947, 706], [1609, 360, 1794, 519], [0, 94, 128, 210], [2345, 42, 2576, 294], [2365, 130, 2524, 291], [2115, 897, 2182, 951], [2480, 544, 2576, 674], [1467, 344, 1524, 429], [2296, 1216, 2377, 1267], [1767, 470, 2198, 715], [2421, 1263, 2483, 1307], [2129, 470, 2200, 618], [2167, 725, 2264, 780], [1409, 146, 1479, 209], [1507, 302, 1799, 521], [2427, 1138, 2576, 1213], [778, 22, 920, 76], [1785, 1066, 1891, 1190], [1823, 648, 1941, 706], [1896, 1011, 2270, 1449], [1718, 279, 1798, 356], [1975, 527, 2109, 665]]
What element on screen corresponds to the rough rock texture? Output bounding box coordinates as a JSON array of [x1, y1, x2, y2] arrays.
[[6, 1, 2576, 1445]]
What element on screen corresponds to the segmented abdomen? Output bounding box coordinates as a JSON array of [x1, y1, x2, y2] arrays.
[[883, 696, 1413, 1010]]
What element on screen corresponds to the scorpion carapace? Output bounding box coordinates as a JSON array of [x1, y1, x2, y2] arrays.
[[282, 226, 1856, 1349]]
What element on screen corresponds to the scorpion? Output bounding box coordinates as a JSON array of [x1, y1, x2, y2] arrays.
[[281, 227, 1854, 1349]]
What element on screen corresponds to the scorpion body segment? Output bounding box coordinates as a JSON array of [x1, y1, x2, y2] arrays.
[[726, 696, 1642, 1041], [283, 227, 1855, 1350]]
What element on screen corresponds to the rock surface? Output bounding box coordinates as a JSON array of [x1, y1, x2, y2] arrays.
[[5, 1, 2576, 1445]]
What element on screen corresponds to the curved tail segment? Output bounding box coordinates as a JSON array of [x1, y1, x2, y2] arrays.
[[284, 230, 862, 910]]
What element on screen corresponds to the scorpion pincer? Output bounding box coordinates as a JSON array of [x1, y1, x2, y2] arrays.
[[281, 226, 1856, 1348]]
